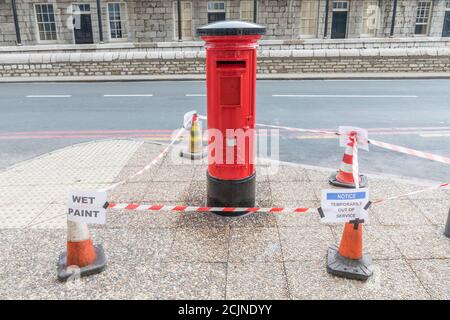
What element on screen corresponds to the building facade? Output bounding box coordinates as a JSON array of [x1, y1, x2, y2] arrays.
[[1, 0, 450, 46]]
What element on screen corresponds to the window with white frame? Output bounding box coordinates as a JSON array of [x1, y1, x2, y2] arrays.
[[415, 1, 432, 35], [240, 1, 254, 22], [446, 0, 450, 9], [207, 2, 225, 11], [72, 3, 91, 13], [207, 2, 226, 23], [35, 4, 57, 41], [174, 1, 193, 39], [333, 0, 348, 11], [361, 0, 378, 37], [300, 0, 318, 37], [107, 2, 128, 39]]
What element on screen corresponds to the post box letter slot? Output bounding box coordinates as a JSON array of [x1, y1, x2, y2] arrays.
[[217, 61, 246, 69]]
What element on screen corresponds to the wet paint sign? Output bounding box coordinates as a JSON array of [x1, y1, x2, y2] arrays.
[[320, 188, 369, 223], [66, 189, 107, 224]]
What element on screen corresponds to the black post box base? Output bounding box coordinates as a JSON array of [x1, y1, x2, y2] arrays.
[[207, 172, 256, 216]]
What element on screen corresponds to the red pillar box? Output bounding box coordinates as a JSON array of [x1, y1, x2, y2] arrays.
[[197, 21, 266, 215]]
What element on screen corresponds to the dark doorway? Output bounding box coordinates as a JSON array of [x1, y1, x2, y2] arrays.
[[74, 14, 94, 44], [443, 11, 450, 37], [331, 11, 348, 39], [208, 12, 226, 23]]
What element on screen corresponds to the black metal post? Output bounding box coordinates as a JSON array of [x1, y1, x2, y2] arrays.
[[390, 0, 398, 37], [253, 0, 257, 23], [177, 0, 182, 41], [444, 208, 450, 238], [11, 0, 21, 45], [96, 0, 104, 43], [324, 0, 330, 38]]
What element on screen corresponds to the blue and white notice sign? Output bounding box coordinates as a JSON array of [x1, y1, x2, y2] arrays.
[[320, 188, 369, 223]]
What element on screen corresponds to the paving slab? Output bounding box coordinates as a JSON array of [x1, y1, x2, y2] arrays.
[[229, 227, 283, 263], [285, 260, 362, 300], [370, 199, 430, 226], [170, 226, 230, 263], [387, 225, 450, 259], [408, 259, 450, 300], [414, 199, 450, 226], [271, 181, 318, 202], [226, 262, 289, 300], [279, 226, 336, 262], [142, 181, 191, 202], [352, 259, 431, 300]]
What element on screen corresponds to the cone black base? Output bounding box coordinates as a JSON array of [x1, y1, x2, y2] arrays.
[[329, 172, 368, 188], [326, 245, 373, 281], [57, 244, 107, 282], [207, 172, 256, 216], [179, 149, 206, 160]]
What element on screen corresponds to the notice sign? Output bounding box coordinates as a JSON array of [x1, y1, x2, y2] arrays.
[[66, 189, 107, 224], [320, 188, 369, 223]]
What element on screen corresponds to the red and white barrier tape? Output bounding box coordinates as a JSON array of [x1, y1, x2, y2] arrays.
[[253, 122, 450, 166], [107, 203, 312, 213], [107, 181, 449, 214], [256, 123, 337, 136], [372, 182, 450, 204], [101, 127, 185, 192], [352, 134, 360, 189], [369, 139, 450, 165]]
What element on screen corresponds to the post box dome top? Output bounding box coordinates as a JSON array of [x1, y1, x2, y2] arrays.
[[196, 20, 266, 36]]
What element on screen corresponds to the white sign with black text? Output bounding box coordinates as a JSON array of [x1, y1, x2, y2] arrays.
[[66, 189, 107, 224], [320, 188, 369, 223]]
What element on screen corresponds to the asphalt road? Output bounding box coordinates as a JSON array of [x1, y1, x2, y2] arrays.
[[1, 79, 449, 183]]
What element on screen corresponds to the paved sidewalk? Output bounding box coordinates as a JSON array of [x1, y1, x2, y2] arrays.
[[0, 140, 449, 299]]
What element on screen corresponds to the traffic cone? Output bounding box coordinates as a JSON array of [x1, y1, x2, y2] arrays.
[[57, 221, 106, 281], [180, 113, 206, 160], [329, 131, 368, 188], [327, 219, 373, 281], [444, 208, 450, 238]]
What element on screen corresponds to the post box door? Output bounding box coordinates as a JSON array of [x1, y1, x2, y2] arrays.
[[210, 50, 255, 179]]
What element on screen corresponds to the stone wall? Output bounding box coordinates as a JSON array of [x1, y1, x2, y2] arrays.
[[1, 0, 450, 46], [1, 39, 449, 78], [0, 0, 15, 45], [1, 53, 449, 78], [127, 0, 173, 42]]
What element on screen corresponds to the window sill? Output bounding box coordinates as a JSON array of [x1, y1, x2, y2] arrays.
[[109, 38, 129, 42], [36, 40, 59, 44]]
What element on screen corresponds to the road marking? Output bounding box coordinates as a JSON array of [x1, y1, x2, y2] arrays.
[[323, 79, 404, 82], [272, 94, 418, 98], [103, 94, 154, 97], [26, 95, 72, 98], [185, 94, 206, 97], [420, 133, 450, 138]]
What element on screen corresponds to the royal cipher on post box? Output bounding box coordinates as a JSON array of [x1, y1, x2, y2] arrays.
[[196, 21, 266, 214]]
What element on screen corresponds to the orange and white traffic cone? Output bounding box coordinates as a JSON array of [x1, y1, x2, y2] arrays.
[[57, 221, 106, 281], [180, 112, 206, 160], [329, 131, 367, 188], [327, 219, 373, 280]]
